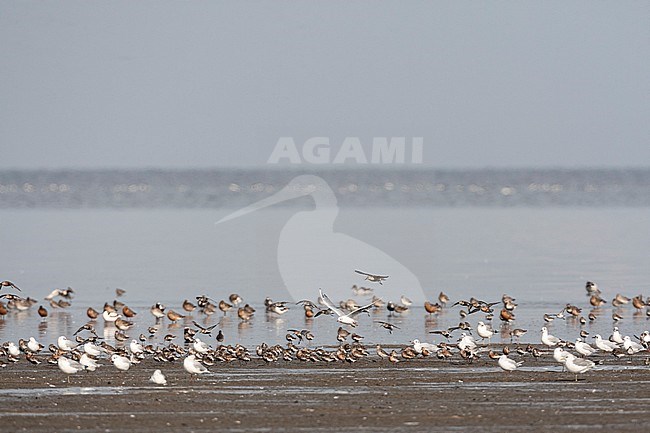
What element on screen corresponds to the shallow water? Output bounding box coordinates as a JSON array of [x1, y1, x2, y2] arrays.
[[1, 207, 649, 348]]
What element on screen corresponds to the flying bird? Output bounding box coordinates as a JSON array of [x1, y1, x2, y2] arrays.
[[0, 281, 21, 292], [319, 289, 374, 327], [375, 321, 400, 333], [354, 270, 389, 285]]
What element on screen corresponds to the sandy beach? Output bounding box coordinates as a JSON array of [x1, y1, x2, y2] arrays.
[[1, 349, 649, 433]]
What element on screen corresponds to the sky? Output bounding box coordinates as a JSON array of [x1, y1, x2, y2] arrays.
[[1, 1, 648, 169]]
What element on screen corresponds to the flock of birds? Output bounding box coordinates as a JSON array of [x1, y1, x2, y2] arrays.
[[1, 275, 650, 384]]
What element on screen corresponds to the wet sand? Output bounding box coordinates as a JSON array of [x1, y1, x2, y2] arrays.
[[1, 351, 649, 432]]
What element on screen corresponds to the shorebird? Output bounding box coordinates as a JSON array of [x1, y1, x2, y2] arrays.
[[114, 330, 129, 342], [192, 321, 217, 336], [182, 299, 196, 312], [543, 313, 559, 323], [86, 307, 99, 320], [502, 295, 517, 311], [115, 288, 126, 297], [500, 309, 515, 322], [585, 281, 600, 296], [541, 327, 561, 347], [167, 310, 185, 322], [337, 327, 350, 342], [150, 369, 167, 385], [354, 270, 389, 285], [509, 328, 527, 343], [266, 302, 289, 315], [122, 305, 137, 318], [229, 293, 243, 305], [102, 310, 120, 322], [296, 299, 319, 309], [498, 354, 523, 372], [375, 321, 399, 333], [639, 331, 650, 347], [590, 295, 606, 307], [632, 295, 646, 310], [389, 302, 409, 314], [45, 287, 75, 300], [115, 318, 133, 331], [319, 290, 373, 327], [429, 329, 453, 340], [424, 301, 442, 315], [400, 295, 413, 306], [303, 306, 315, 318], [352, 285, 373, 296], [37, 305, 48, 320], [74, 323, 97, 336], [0, 281, 21, 291], [150, 303, 166, 319], [438, 292, 450, 306], [376, 344, 389, 359], [237, 307, 254, 321], [218, 300, 233, 315], [565, 304, 582, 317], [613, 293, 631, 305]]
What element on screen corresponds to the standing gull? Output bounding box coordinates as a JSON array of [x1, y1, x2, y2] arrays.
[[498, 354, 523, 372], [593, 334, 618, 352], [183, 354, 209, 375], [541, 327, 561, 347], [563, 353, 596, 381]]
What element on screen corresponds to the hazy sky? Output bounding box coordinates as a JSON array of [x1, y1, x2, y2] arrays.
[[1, 2, 648, 169]]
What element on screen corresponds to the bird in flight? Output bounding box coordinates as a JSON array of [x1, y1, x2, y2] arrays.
[[375, 321, 400, 334], [318, 289, 374, 327], [0, 281, 21, 292], [354, 270, 389, 284]]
